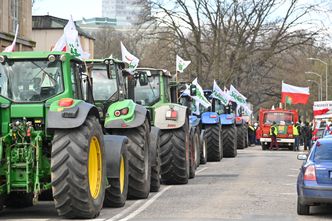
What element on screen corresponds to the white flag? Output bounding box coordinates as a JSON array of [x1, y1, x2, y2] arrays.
[[121, 42, 139, 70], [183, 78, 211, 108], [176, 55, 191, 73], [211, 80, 231, 106], [4, 25, 19, 52], [52, 16, 90, 59], [228, 85, 247, 106]]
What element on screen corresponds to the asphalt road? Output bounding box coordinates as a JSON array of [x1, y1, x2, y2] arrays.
[[2, 145, 332, 221]]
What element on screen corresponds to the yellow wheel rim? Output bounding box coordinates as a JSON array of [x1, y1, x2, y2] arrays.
[[88, 136, 102, 199], [119, 155, 125, 193]]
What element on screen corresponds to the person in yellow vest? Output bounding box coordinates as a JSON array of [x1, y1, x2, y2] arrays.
[[293, 122, 300, 151], [269, 121, 279, 150]]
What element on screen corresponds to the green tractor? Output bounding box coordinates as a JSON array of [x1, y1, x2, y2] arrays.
[[86, 59, 157, 197], [0, 52, 129, 218], [132, 68, 194, 184]]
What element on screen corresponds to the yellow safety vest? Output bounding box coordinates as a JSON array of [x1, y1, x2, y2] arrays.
[[293, 125, 299, 136], [270, 125, 278, 136], [249, 125, 255, 131]]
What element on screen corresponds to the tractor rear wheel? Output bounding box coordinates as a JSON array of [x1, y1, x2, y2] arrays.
[[237, 125, 245, 149], [194, 129, 201, 168], [103, 151, 128, 208], [113, 119, 151, 199], [206, 124, 222, 161], [150, 127, 161, 192], [189, 127, 197, 179], [4, 192, 33, 208], [51, 115, 106, 219], [160, 119, 189, 185], [200, 131, 208, 164], [222, 125, 238, 158]]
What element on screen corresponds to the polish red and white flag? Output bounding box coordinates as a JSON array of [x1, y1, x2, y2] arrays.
[[281, 82, 310, 104], [3, 25, 19, 52]]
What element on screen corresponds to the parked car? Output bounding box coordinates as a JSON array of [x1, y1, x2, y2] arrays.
[[297, 138, 332, 215], [312, 128, 324, 143]]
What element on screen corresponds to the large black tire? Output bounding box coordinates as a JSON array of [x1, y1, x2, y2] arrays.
[[103, 148, 129, 208], [189, 127, 197, 179], [236, 125, 245, 149], [205, 124, 222, 162], [150, 127, 161, 192], [160, 119, 190, 185], [297, 197, 310, 215], [51, 115, 106, 219], [222, 125, 238, 158], [261, 143, 268, 150], [244, 124, 249, 148], [194, 128, 201, 168], [4, 192, 33, 208], [200, 131, 208, 164], [113, 119, 151, 199]]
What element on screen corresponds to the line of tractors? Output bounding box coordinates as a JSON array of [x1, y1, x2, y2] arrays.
[[0, 52, 250, 219]]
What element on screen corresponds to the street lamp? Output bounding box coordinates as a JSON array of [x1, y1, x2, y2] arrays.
[[305, 71, 322, 101], [307, 79, 320, 101], [307, 57, 328, 100]]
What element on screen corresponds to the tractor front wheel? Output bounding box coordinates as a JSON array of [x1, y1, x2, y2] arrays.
[[160, 119, 190, 185], [222, 125, 237, 158], [206, 124, 222, 162], [103, 150, 128, 208], [113, 119, 151, 199], [51, 115, 106, 219]]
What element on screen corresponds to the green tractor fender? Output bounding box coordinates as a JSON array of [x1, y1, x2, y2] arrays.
[[154, 103, 187, 130], [104, 99, 148, 129], [47, 99, 100, 129], [104, 135, 128, 178]]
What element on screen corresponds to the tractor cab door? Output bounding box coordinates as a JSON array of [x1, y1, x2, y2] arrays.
[[70, 61, 90, 102]]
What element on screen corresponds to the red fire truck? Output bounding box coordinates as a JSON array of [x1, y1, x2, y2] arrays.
[[257, 108, 299, 150]]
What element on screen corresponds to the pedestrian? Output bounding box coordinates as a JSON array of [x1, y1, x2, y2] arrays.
[[293, 122, 300, 151], [303, 122, 312, 151], [248, 123, 255, 146], [269, 121, 279, 150]]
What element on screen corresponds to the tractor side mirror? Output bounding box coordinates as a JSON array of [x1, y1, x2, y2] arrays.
[[138, 72, 149, 86], [190, 85, 197, 96]]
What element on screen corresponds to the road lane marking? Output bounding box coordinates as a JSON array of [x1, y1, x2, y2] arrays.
[[196, 167, 208, 174], [106, 167, 208, 221], [290, 168, 299, 171], [106, 199, 144, 221], [287, 174, 297, 177], [282, 183, 295, 186], [280, 192, 297, 195], [118, 186, 172, 221]]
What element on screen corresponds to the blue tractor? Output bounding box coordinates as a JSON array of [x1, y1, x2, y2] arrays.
[[203, 90, 247, 158]]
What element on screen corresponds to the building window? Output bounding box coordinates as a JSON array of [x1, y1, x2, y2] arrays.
[[10, 0, 19, 32]]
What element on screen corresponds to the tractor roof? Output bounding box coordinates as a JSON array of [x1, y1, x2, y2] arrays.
[[0, 51, 79, 60], [85, 58, 126, 69], [136, 68, 172, 77]]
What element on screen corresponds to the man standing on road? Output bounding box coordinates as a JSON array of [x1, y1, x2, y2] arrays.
[[303, 122, 312, 151], [293, 122, 300, 151], [248, 123, 256, 146], [269, 121, 279, 150]]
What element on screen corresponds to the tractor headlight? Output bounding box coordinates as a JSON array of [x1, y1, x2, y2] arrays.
[[60, 54, 66, 62], [48, 54, 56, 62]]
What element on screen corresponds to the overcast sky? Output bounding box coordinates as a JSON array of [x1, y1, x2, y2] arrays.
[[32, 0, 102, 20]]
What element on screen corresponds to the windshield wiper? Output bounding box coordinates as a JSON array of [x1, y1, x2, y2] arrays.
[[31, 61, 57, 85]]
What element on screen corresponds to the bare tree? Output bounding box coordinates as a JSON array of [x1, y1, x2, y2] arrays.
[[138, 0, 326, 110]]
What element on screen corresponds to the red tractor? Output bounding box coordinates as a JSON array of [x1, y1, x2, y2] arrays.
[[257, 108, 298, 150]]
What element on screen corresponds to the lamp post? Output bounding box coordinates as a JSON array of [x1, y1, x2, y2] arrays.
[[307, 57, 328, 100], [305, 71, 322, 101], [307, 79, 320, 101]]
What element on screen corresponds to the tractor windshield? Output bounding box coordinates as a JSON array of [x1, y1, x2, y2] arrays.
[[134, 72, 160, 106], [91, 64, 118, 101], [0, 59, 63, 102], [264, 112, 293, 125]]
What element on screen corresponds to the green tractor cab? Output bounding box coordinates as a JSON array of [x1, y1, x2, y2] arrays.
[[86, 59, 159, 197], [133, 68, 192, 184], [0, 52, 129, 218]]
